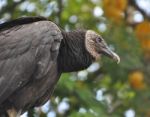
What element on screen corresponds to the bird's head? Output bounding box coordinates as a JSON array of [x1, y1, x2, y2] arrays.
[[85, 30, 120, 63]]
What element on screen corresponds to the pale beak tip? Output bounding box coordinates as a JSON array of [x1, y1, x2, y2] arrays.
[[113, 52, 120, 64]]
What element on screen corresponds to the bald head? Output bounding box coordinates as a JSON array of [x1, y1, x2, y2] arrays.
[[85, 30, 120, 63]]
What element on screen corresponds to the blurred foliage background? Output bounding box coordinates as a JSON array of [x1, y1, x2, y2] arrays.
[[0, 0, 150, 117]]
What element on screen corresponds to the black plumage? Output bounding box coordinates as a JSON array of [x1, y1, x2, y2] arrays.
[[0, 16, 120, 116], [58, 31, 94, 72]]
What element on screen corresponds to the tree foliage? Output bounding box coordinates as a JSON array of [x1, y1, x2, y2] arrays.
[[0, 0, 150, 117]]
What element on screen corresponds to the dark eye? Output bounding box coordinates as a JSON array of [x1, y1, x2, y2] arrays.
[[96, 37, 102, 43]]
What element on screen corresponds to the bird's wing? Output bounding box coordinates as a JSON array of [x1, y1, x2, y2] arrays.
[[0, 19, 63, 104]]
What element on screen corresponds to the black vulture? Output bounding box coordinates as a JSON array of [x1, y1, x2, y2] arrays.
[[0, 16, 120, 117]]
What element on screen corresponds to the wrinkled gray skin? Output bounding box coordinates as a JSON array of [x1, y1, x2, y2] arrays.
[[0, 17, 119, 117]]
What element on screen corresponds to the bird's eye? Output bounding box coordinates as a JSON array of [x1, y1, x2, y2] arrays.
[[96, 37, 102, 43]]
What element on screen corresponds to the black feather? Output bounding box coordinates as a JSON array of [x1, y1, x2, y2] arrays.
[[58, 30, 94, 72], [0, 16, 47, 31]]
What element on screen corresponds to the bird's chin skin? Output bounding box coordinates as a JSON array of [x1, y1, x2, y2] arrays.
[[93, 54, 101, 61]]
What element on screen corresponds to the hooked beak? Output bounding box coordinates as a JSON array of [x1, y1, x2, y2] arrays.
[[101, 47, 120, 64]]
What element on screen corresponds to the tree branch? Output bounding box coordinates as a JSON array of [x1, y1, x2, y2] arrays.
[[57, 0, 63, 24]]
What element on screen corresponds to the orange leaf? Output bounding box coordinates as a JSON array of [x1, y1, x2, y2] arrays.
[[103, 0, 127, 11], [128, 71, 145, 90]]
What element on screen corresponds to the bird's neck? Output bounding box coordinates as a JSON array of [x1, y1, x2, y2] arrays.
[[57, 30, 94, 72]]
